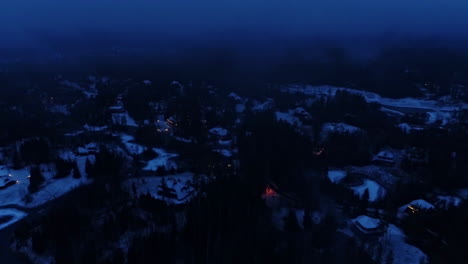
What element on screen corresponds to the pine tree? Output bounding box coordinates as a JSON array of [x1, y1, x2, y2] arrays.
[[73, 162, 81, 179], [85, 158, 93, 177], [284, 210, 300, 232], [303, 210, 312, 230], [29, 166, 45, 193], [385, 250, 394, 264]]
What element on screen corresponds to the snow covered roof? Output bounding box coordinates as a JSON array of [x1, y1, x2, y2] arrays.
[[351, 179, 386, 202], [353, 215, 380, 230], [399, 199, 434, 213], [209, 127, 229, 137], [409, 199, 434, 209], [374, 150, 395, 163], [228, 92, 242, 101]]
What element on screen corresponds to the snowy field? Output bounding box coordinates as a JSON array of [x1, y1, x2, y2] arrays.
[[124, 172, 197, 204]]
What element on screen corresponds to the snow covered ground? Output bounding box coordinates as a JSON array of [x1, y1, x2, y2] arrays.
[[381, 225, 428, 264], [327, 169, 347, 183], [351, 179, 386, 202], [0, 208, 27, 230], [124, 172, 198, 204], [285, 84, 468, 126], [0, 164, 91, 208]]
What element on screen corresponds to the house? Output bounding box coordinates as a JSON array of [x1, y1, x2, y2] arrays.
[[108, 100, 125, 113], [209, 127, 229, 140], [373, 150, 395, 166], [262, 183, 302, 208], [397, 199, 434, 219], [352, 215, 385, 238]]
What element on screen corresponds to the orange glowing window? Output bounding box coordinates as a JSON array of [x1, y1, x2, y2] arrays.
[[264, 187, 276, 197]]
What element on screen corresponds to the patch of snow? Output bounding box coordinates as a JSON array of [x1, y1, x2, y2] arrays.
[[174, 136, 192, 143], [213, 149, 233, 158], [252, 98, 274, 111], [209, 127, 229, 137], [381, 107, 405, 116], [228, 92, 242, 101], [84, 124, 108, 132], [327, 169, 347, 183]]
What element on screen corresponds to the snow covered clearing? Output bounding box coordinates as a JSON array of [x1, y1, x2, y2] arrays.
[[124, 172, 199, 204], [275, 111, 302, 126], [351, 179, 386, 202], [0, 164, 91, 208], [0, 208, 27, 230]]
